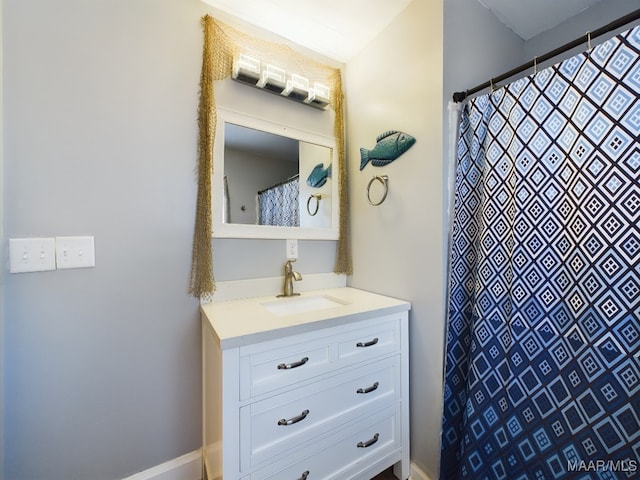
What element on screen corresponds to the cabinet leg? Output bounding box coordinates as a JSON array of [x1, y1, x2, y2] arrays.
[[393, 461, 409, 480]]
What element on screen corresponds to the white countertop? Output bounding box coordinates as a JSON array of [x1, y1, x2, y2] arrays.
[[201, 287, 411, 349]]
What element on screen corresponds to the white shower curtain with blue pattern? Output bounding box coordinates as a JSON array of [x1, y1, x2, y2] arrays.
[[257, 178, 299, 227], [441, 25, 640, 479]]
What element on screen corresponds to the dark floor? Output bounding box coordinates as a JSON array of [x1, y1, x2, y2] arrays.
[[372, 467, 399, 479]]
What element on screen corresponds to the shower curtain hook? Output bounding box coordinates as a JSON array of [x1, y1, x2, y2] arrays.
[[587, 31, 592, 50], [533, 56, 538, 75], [490, 78, 494, 92]]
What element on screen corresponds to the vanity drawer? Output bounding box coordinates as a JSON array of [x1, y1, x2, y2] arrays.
[[241, 357, 398, 468], [239, 314, 402, 399], [249, 412, 398, 480], [240, 337, 333, 399], [337, 321, 400, 364]]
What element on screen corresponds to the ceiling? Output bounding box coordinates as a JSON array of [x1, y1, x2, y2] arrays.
[[478, 0, 604, 40], [202, 0, 605, 61], [201, 0, 413, 62]]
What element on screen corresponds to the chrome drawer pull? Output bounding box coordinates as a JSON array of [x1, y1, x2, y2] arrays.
[[356, 337, 379, 348], [277, 356, 309, 370], [357, 382, 379, 394], [278, 409, 310, 426], [297, 471, 310, 480], [357, 433, 379, 448]]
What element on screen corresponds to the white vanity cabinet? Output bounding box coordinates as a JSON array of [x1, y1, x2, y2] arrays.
[[202, 287, 410, 480]]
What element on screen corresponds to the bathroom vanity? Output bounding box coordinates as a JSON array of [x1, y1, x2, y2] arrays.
[[202, 287, 410, 480]]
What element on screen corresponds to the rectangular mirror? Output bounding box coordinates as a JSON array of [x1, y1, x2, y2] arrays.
[[213, 109, 339, 239]]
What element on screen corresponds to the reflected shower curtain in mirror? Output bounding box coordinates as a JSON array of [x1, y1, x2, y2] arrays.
[[257, 176, 300, 226], [441, 25, 640, 479]]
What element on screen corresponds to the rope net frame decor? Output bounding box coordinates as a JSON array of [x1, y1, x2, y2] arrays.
[[189, 15, 352, 298]]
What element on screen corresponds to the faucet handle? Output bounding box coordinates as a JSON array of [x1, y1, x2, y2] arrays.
[[285, 259, 297, 269]]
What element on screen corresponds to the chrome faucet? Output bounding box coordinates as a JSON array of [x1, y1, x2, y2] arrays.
[[278, 260, 302, 297]]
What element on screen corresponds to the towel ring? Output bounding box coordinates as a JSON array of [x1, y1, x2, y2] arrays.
[[367, 175, 389, 206], [306, 194, 321, 216]]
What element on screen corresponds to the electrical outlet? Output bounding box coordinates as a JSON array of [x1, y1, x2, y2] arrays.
[[9, 238, 57, 273], [286, 239, 298, 260], [55, 236, 95, 269]]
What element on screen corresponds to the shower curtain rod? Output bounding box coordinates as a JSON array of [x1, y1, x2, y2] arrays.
[[257, 174, 299, 195], [452, 8, 640, 103]]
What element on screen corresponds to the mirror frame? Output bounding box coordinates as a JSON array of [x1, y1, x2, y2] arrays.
[[212, 108, 340, 239]]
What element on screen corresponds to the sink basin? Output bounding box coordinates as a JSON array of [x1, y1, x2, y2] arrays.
[[261, 295, 348, 316]]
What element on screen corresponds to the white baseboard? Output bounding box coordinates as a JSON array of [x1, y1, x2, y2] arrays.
[[410, 461, 433, 480], [121, 450, 202, 480], [122, 451, 430, 480]]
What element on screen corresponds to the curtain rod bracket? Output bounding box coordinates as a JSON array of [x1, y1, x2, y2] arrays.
[[452, 91, 468, 103]]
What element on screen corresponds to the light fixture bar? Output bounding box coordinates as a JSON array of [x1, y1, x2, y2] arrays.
[[231, 55, 330, 110]]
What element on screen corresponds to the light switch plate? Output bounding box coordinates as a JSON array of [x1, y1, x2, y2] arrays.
[[55, 236, 95, 269], [9, 238, 57, 273]]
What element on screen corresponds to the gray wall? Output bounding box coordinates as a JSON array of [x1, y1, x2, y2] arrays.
[[524, 0, 640, 67], [0, 0, 4, 471], [345, 1, 444, 477], [1, 1, 341, 479], [2, 1, 207, 478], [443, 0, 524, 105]]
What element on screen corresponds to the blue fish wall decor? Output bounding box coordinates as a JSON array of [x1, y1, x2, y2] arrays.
[[306, 163, 331, 188], [360, 130, 416, 170]]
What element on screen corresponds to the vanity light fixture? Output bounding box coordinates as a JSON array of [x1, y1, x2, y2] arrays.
[[305, 82, 331, 109], [282, 74, 309, 102], [231, 54, 261, 85], [231, 55, 331, 110], [257, 64, 287, 93]]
